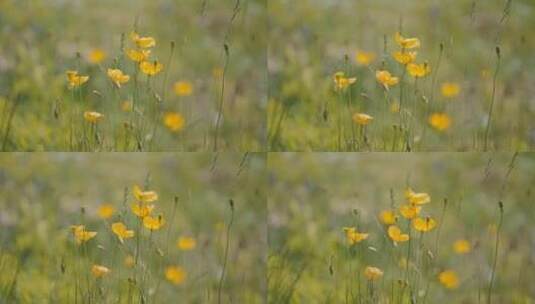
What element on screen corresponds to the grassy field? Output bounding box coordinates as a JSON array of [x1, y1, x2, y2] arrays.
[[0, 153, 267, 303], [268, 153, 535, 303], [0, 0, 266, 151], [268, 0, 535, 151]]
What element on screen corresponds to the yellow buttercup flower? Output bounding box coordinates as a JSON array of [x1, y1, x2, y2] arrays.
[[83, 111, 104, 124], [107, 69, 130, 88], [441, 82, 461, 98], [163, 112, 185, 132], [376, 70, 399, 89], [438, 270, 459, 289], [165, 266, 186, 285], [393, 51, 417, 65], [333, 72, 356, 91], [352, 113, 373, 126], [88, 48, 106, 64], [387, 225, 409, 243], [407, 62, 431, 78], [98, 204, 115, 219], [343, 227, 369, 245], [173, 81, 193, 96], [131, 203, 155, 218], [399, 204, 421, 219], [428, 113, 451, 131], [143, 215, 165, 231], [130, 31, 156, 48], [111, 222, 135, 242], [395, 32, 421, 49], [140, 61, 163, 76], [66, 70, 89, 88], [379, 210, 398, 225], [453, 239, 471, 254], [126, 49, 151, 62], [133, 185, 158, 203], [364, 266, 384, 281], [405, 188, 431, 205], [177, 236, 197, 251], [71, 225, 97, 245], [91, 265, 110, 278], [355, 50, 376, 66], [413, 217, 437, 232]]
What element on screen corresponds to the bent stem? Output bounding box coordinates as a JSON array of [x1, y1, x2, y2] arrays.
[[218, 199, 235, 304]]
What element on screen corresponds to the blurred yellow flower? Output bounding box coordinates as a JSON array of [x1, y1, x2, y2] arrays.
[[164, 112, 185, 132], [352, 113, 373, 126], [355, 50, 376, 66], [453, 239, 471, 254], [376, 70, 399, 89], [379, 210, 398, 225], [71, 225, 97, 245], [405, 188, 430, 205], [387, 225, 409, 243], [428, 113, 451, 131], [173, 81, 193, 96], [98, 204, 115, 219], [130, 32, 156, 48], [131, 203, 154, 218], [393, 51, 417, 65], [165, 266, 186, 285], [66, 70, 89, 88], [126, 49, 151, 62], [107, 68, 130, 88], [91, 264, 110, 278], [395, 32, 421, 49], [133, 185, 158, 203], [364, 266, 383, 281], [140, 61, 163, 76], [124, 255, 135, 268], [390, 101, 400, 113], [143, 215, 165, 231], [111, 222, 135, 242], [407, 62, 431, 78], [441, 82, 461, 98], [121, 100, 133, 112], [343, 227, 369, 245], [177, 236, 197, 251], [88, 48, 106, 64], [83, 111, 104, 124], [399, 204, 421, 219], [333, 72, 356, 91], [438, 270, 459, 289], [413, 217, 437, 232]]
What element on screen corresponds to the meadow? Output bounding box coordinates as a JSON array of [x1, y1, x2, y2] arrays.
[[268, 0, 535, 151], [0, 0, 266, 151], [0, 153, 267, 303], [268, 153, 535, 303]]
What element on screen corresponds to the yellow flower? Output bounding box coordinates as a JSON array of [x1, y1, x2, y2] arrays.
[[453, 239, 471, 254], [399, 204, 421, 219], [133, 185, 158, 203], [66, 70, 89, 88], [177, 236, 197, 251], [88, 48, 106, 64], [441, 82, 460, 98], [364, 266, 383, 281], [376, 70, 399, 89], [163, 112, 186, 132], [173, 81, 193, 96], [413, 217, 437, 232], [140, 61, 163, 76], [379, 210, 398, 225], [143, 215, 165, 231], [407, 62, 431, 78], [126, 49, 151, 62], [124, 255, 135, 268], [394, 32, 421, 49], [83, 111, 104, 124], [354, 50, 376, 66], [333, 72, 356, 91], [131, 203, 155, 218], [405, 188, 431, 205], [352, 113, 373, 126], [98, 204, 115, 219], [393, 51, 417, 65], [71, 225, 97, 245], [130, 31, 156, 48], [343, 227, 369, 245], [438, 270, 459, 289], [91, 264, 110, 278], [428, 113, 451, 131], [388, 225, 409, 243], [165, 266, 186, 285], [121, 100, 133, 112], [107, 69, 130, 88], [111, 222, 135, 242]]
